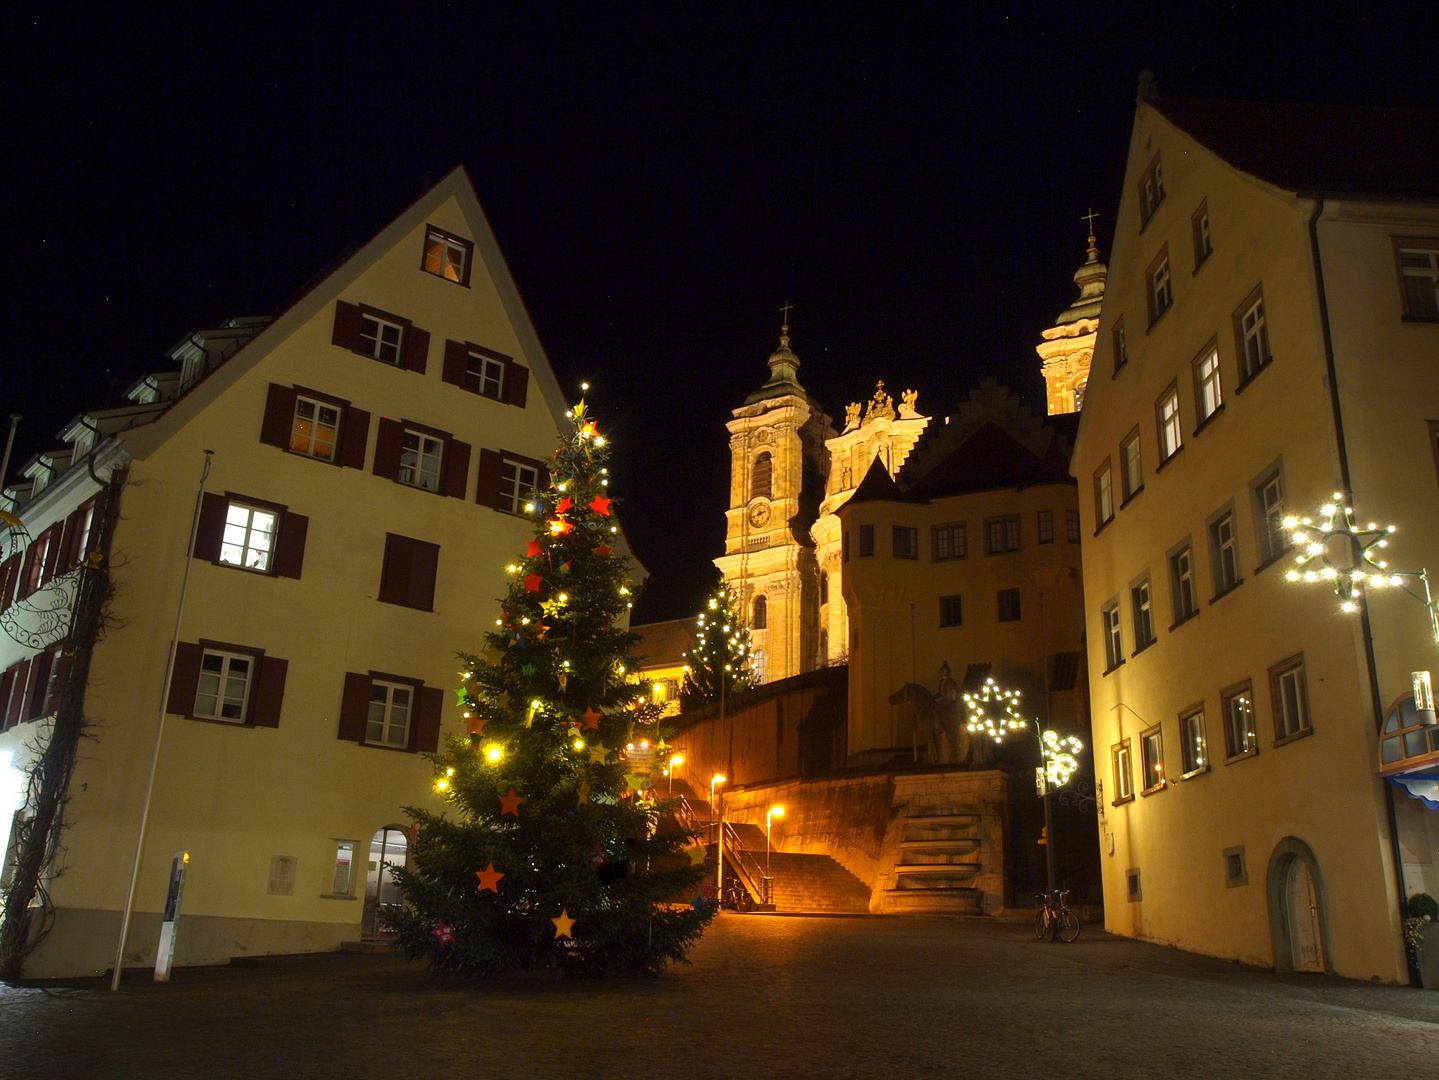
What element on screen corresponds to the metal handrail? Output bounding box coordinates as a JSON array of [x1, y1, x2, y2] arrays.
[[722, 821, 768, 904]]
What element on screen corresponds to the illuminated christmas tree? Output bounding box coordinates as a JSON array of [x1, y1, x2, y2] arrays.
[[388, 393, 715, 976], [678, 582, 753, 707]]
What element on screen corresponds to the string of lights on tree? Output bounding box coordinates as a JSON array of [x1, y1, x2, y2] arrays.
[[679, 583, 753, 707], [384, 386, 716, 977]]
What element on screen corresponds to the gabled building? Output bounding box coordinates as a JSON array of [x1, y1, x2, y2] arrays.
[[0, 168, 601, 977], [1073, 80, 1439, 982]]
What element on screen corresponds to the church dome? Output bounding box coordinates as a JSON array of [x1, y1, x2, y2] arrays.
[[1054, 235, 1107, 326], [744, 322, 806, 404]]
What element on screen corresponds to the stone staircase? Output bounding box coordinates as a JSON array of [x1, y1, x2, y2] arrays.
[[718, 820, 872, 914], [879, 808, 986, 914]]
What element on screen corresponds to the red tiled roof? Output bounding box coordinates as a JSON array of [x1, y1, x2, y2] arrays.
[[1154, 97, 1439, 200]]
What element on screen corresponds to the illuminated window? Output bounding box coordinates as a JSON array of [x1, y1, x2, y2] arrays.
[[291, 397, 340, 461], [1180, 706, 1208, 775], [1111, 740, 1134, 803], [422, 225, 472, 285], [499, 460, 539, 514], [1139, 726, 1165, 793], [367, 681, 412, 747], [195, 650, 254, 723], [1094, 459, 1114, 527], [1235, 288, 1271, 382], [331, 840, 356, 896], [1120, 428, 1143, 500], [1270, 655, 1311, 741], [219, 503, 278, 572], [1193, 343, 1223, 423], [1395, 240, 1439, 320], [1379, 695, 1439, 774], [1192, 199, 1213, 267], [359, 313, 404, 365], [1221, 681, 1257, 761], [1147, 246, 1173, 324], [1156, 384, 1182, 462], [399, 431, 443, 492], [933, 523, 966, 560]]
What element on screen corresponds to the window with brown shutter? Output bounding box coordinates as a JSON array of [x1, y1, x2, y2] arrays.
[[261, 383, 372, 470], [25, 651, 53, 721], [4, 659, 31, 729], [440, 439, 471, 500], [379, 533, 439, 611], [332, 301, 429, 373], [193, 492, 307, 579], [374, 417, 468, 498], [0, 555, 18, 611], [441, 339, 526, 406], [166, 640, 287, 727], [477, 449, 546, 513], [336, 671, 442, 752], [0, 667, 13, 733], [58, 497, 99, 572], [502, 361, 529, 408]]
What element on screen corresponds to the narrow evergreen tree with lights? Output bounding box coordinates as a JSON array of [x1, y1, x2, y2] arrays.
[[388, 394, 716, 976], [678, 582, 754, 708]]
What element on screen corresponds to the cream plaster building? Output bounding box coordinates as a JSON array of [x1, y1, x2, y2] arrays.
[[0, 168, 611, 977], [1073, 83, 1439, 983], [1039, 231, 1108, 415]]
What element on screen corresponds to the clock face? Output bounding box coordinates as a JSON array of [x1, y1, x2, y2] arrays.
[[748, 502, 771, 527]]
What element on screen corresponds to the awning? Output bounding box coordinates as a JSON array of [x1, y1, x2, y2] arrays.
[[1388, 768, 1439, 810]]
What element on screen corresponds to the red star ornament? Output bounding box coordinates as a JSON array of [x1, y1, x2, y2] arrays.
[[580, 706, 602, 731], [588, 495, 612, 516], [499, 788, 525, 816], [465, 715, 487, 736], [552, 910, 576, 938], [476, 863, 505, 893], [526, 540, 544, 557], [595, 543, 613, 556], [430, 920, 455, 944], [555, 496, 573, 514], [524, 573, 544, 593]]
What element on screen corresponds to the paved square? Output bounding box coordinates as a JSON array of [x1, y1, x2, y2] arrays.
[[2, 915, 1436, 1079]]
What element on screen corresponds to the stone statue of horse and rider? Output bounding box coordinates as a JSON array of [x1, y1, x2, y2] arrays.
[[889, 662, 980, 766]]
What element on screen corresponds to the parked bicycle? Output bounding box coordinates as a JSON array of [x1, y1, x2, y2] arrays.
[[1035, 889, 1080, 943], [723, 877, 753, 913]]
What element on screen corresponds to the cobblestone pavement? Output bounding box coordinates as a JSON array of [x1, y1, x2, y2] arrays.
[[3, 915, 1437, 1080]]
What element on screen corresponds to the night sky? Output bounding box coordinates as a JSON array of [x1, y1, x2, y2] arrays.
[[4, 6, 1434, 621]]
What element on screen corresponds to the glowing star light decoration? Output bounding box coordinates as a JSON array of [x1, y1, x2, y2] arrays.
[[963, 678, 1027, 740], [1041, 730, 1084, 787], [1283, 493, 1402, 614]]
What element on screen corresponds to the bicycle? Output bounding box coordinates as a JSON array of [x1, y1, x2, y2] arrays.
[[723, 877, 753, 912], [1034, 889, 1080, 943]]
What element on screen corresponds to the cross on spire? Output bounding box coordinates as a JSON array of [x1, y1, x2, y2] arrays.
[[1081, 207, 1099, 240], [779, 301, 793, 332]]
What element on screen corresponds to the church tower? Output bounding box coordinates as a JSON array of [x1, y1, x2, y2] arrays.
[[1038, 222, 1108, 414], [714, 321, 835, 684]]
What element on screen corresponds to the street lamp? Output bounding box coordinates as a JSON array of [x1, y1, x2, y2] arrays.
[[765, 804, 785, 905], [1284, 494, 1439, 725], [710, 774, 726, 846], [667, 753, 684, 795], [963, 679, 1083, 905]]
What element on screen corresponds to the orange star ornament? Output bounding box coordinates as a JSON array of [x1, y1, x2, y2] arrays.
[[476, 863, 504, 893], [595, 543, 613, 557], [465, 715, 488, 736], [499, 788, 525, 816], [588, 496, 612, 516], [552, 910, 576, 938], [580, 706, 602, 731]]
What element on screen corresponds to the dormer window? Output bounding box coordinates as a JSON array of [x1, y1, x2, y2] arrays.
[[1138, 154, 1166, 227], [422, 225, 474, 286]]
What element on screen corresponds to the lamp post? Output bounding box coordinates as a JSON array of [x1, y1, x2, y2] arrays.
[[667, 753, 684, 796], [963, 679, 1082, 903], [710, 774, 726, 846], [765, 805, 784, 905]]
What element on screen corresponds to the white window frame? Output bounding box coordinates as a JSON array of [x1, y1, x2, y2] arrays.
[[468, 353, 505, 399], [1103, 602, 1123, 670], [1180, 707, 1208, 776], [399, 431, 444, 492], [500, 459, 540, 513], [1239, 296, 1270, 379], [330, 840, 357, 896], [1212, 511, 1240, 594], [1121, 429, 1143, 500], [195, 649, 255, 723], [1398, 243, 1439, 319], [1156, 386, 1182, 461], [219, 502, 279, 572], [933, 523, 966, 561], [367, 680, 413, 748], [1140, 726, 1165, 793], [985, 516, 1020, 554], [1149, 251, 1173, 322], [1112, 740, 1134, 802], [1271, 657, 1311, 741], [1195, 345, 1222, 422], [1170, 544, 1196, 623], [292, 396, 340, 461], [360, 313, 404, 364], [1112, 319, 1128, 374], [1095, 461, 1114, 526], [1254, 468, 1288, 565], [425, 228, 468, 284], [1222, 683, 1258, 761], [1037, 510, 1054, 544], [1131, 578, 1154, 649], [1193, 201, 1212, 265], [1066, 509, 1081, 543], [997, 588, 1021, 623]]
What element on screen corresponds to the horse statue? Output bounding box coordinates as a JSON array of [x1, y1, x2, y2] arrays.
[[888, 681, 971, 765]]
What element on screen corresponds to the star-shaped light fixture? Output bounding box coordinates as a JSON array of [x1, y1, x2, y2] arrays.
[[1283, 493, 1402, 613], [963, 678, 1027, 741]]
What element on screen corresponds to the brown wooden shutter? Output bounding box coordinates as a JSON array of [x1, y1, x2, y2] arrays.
[[476, 449, 503, 509], [442, 340, 469, 388], [0, 668, 13, 733], [39, 526, 64, 584], [0, 555, 18, 610], [379, 533, 412, 606], [250, 656, 288, 728], [503, 361, 530, 408], [400, 325, 430, 374], [260, 383, 298, 449], [194, 493, 228, 562], [167, 642, 204, 717], [337, 406, 370, 469], [57, 509, 81, 572], [273, 512, 309, 579], [441, 439, 470, 500], [4, 659, 29, 729], [25, 651, 53, 720], [332, 301, 364, 351], [48, 650, 72, 715], [408, 539, 439, 611], [373, 418, 404, 481], [411, 685, 443, 752], [338, 672, 371, 742]]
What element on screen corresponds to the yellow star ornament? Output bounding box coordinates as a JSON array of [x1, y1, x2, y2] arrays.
[[588, 743, 610, 764], [552, 910, 576, 939]]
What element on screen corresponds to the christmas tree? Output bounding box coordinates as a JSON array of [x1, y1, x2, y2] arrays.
[[388, 394, 716, 976], [678, 581, 754, 708]]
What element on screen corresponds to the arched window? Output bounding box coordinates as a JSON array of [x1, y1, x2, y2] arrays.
[[751, 452, 773, 500], [1380, 695, 1439, 775], [752, 594, 768, 629]]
